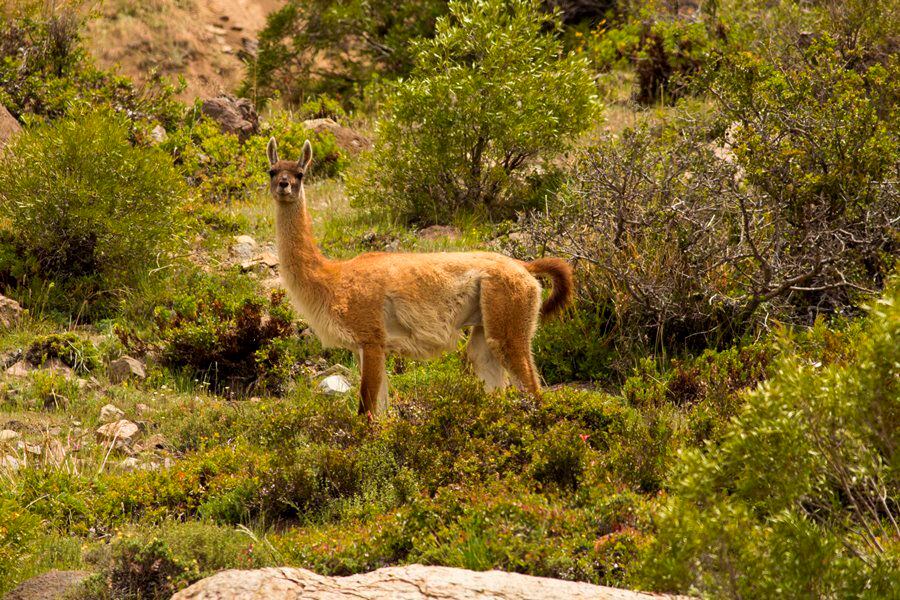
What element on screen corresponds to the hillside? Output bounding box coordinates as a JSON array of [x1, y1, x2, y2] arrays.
[[85, 0, 281, 100]]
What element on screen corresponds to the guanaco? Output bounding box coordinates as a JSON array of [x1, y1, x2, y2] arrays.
[[267, 138, 573, 417]]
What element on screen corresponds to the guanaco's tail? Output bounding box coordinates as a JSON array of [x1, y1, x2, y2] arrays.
[[524, 257, 574, 318]]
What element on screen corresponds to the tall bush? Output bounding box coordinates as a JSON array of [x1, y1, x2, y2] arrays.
[[350, 0, 598, 224], [518, 40, 898, 350], [0, 110, 185, 319], [638, 280, 900, 597]]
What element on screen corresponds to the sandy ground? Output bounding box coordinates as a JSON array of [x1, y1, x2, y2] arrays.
[[85, 0, 282, 101]]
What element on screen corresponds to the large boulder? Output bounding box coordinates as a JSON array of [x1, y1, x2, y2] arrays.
[[172, 565, 690, 600], [108, 356, 146, 384], [0, 104, 21, 151], [201, 95, 259, 142], [302, 118, 371, 154], [4, 570, 92, 600]]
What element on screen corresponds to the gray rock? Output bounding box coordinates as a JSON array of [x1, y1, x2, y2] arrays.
[[0, 293, 24, 328], [171, 565, 691, 600], [0, 455, 19, 470], [119, 457, 140, 471], [231, 234, 258, 259], [302, 118, 372, 154], [6, 360, 31, 378], [150, 124, 168, 143], [317, 374, 352, 396], [201, 95, 259, 142], [96, 419, 139, 442], [99, 403, 125, 423], [0, 429, 20, 443], [0, 104, 21, 152], [109, 356, 146, 384], [4, 570, 92, 600], [418, 225, 461, 241]]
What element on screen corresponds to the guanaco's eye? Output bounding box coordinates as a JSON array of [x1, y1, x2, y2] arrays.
[[268, 169, 276, 178]]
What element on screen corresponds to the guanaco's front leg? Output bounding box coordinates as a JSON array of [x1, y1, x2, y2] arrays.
[[359, 344, 386, 419]]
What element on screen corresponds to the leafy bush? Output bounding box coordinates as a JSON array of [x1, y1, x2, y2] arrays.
[[519, 39, 898, 348], [639, 280, 900, 598], [163, 110, 347, 202], [102, 538, 198, 600], [0, 110, 185, 320], [25, 332, 101, 373], [584, 10, 717, 103], [0, 498, 40, 595], [350, 0, 598, 224], [241, 0, 448, 106], [0, 1, 183, 126], [153, 278, 306, 396]]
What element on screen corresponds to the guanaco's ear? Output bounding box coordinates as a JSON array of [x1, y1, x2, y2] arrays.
[[266, 137, 279, 167], [298, 139, 313, 173]]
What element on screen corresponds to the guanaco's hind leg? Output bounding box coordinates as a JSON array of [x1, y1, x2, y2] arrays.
[[479, 275, 542, 396], [466, 325, 508, 391], [359, 345, 388, 417]]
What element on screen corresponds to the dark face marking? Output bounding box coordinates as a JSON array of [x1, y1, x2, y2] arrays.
[[268, 160, 304, 201]]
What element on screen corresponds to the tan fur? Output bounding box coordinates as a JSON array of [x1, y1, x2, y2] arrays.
[[267, 138, 574, 417]]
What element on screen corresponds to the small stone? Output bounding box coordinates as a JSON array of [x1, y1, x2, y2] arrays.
[[96, 419, 139, 442], [99, 403, 125, 423], [418, 225, 460, 241], [317, 374, 352, 396], [109, 356, 146, 384], [150, 124, 168, 143], [256, 251, 279, 269], [231, 235, 258, 259], [6, 360, 30, 377], [0, 294, 24, 328], [43, 358, 75, 378], [135, 403, 150, 414], [1, 455, 19, 470], [18, 441, 41, 455], [318, 364, 352, 378], [0, 429, 19, 442], [118, 457, 139, 471]]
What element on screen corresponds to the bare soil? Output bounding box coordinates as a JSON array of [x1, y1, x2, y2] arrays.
[[84, 0, 282, 101]]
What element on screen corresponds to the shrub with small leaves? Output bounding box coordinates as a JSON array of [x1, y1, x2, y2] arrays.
[[25, 332, 101, 374], [0, 110, 185, 320], [350, 0, 598, 224]]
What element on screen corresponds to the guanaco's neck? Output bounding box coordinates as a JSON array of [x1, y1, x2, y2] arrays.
[[275, 188, 328, 281]]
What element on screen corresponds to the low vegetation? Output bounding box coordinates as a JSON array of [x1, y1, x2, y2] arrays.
[[0, 0, 896, 598]]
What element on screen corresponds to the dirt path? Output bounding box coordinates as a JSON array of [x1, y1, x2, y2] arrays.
[[85, 0, 283, 101]]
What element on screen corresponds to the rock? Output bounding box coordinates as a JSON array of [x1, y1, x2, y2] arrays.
[[42, 358, 75, 379], [99, 403, 125, 423], [0, 104, 22, 151], [231, 234, 258, 259], [418, 225, 461, 241], [109, 356, 146, 384], [150, 124, 168, 143], [96, 419, 139, 443], [201, 95, 259, 142], [0, 293, 24, 328], [318, 364, 352, 378], [317, 374, 352, 396], [0, 454, 19, 470], [136, 403, 150, 415], [0, 429, 20, 442], [302, 118, 372, 154], [257, 251, 279, 269], [18, 441, 41, 455], [4, 570, 92, 600], [119, 456, 139, 471], [172, 565, 688, 600]]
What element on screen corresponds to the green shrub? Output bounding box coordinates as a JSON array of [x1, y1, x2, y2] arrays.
[[241, 0, 448, 106], [163, 110, 346, 202], [297, 95, 348, 122], [0, 1, 184, 126], [0, 110, 185, 320], [350, 0, 598, 224], [102, 538, 199, 600], [638, 280, 900, 597], [0, 498, 40, 595], [154, 278, 305, 396], [25, 332, 101, 373]]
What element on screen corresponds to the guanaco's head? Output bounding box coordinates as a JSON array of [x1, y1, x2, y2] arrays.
[[266, 137, 312, 203]]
